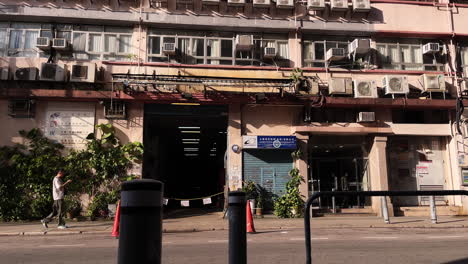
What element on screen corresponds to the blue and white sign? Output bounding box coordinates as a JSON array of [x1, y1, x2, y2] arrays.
[[243, 136, 296, 149]]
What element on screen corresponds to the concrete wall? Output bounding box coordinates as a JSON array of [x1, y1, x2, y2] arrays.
[[0, 99, 44, 146], [242, 105, 301, 135]]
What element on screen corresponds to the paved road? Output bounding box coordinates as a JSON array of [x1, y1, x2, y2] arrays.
[[1, 228, 468, 263]]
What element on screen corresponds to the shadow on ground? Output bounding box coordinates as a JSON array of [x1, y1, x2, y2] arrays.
[[163, 208, 224, 219], [443, 257, 468, 264]]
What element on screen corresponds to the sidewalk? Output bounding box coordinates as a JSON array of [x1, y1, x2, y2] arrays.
[[1, 213, 468, 236]]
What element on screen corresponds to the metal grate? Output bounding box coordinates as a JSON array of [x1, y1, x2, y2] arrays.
[[8, 99, 35, 118], [104, 101, 127, 119]]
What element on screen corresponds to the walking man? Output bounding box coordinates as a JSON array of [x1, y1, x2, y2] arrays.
[[41, 169, 72, 229]]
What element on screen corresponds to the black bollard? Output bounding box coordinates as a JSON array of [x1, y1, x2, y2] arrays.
[[228, 191, 247, 264], [118, 179, 164, 264]]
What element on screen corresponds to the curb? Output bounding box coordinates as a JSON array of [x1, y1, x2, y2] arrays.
[[1, 225, 468, 237]]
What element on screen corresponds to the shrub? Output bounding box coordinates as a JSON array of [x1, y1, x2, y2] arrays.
[[274, 168, 305, 218]]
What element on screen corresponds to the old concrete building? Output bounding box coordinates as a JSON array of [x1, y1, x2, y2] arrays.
[[1, 0, 468, 215]]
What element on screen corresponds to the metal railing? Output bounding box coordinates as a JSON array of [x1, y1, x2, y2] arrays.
[[304, 190, 468, 264]]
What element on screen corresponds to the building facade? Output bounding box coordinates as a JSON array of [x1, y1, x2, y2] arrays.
[[1, 0, 468, 214]]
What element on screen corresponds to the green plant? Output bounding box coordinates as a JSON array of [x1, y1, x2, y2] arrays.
[[273, 168, 305, 218], [256, 185, 273, 210], [87, 190, 121, 218], [65, 196, 82, 218], [0, 125, 142, 221], [68, 124, 143, 197], [242, 181, 258, 200], [289, 68, 304, 83], [291, 149, 302, 160], [0, 129, 66, 221]]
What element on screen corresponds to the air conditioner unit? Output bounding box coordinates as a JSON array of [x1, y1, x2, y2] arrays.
[[462, 80, 468, 92], [8, 99, 35, 118], [352, 0, 370, 12], [253, 0, 271, 6], [328, 77, 353, 95], [52, 38, 69, 51], [236, 35, 253, 51], [70, 63, 96, 83], [104, 101, 127, 119], [308, 0, 325, 10], [348, 39, 371, 55], [382, 75, 409, 95], [162, 43, 176, 55], [357, 112, 375, 123], [298, 79, 320, 95], [422, 43, 440, 55], [353, 80, 377, 98], [1, 68, 9, 80], [14, 67, 38, 81], [36, 37, 51, 50], [276, 0, 294, 8], [227, 0, 246, 5], [330, 0, 348, 11], [40, 63, 66, 82], [326, 48, 346, 61], [263, 47, 277, 59], [420, 74, 446, 92]]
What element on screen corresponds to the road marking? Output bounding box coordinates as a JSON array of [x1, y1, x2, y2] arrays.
[[290, 237, 328, 241], [362, 237, 398, 239], [39, 244, 86, 248], [281, 231, 288, 234], [427, 236, 464, 239], [290, 237, 305, 241], [208, 240, 228, 243]]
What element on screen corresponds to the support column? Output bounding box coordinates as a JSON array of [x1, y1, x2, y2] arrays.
[[288, 31, 302, 68], [227, 104, 243, 191], [295, 133, 309, 199], [369, 136, 394, 216]]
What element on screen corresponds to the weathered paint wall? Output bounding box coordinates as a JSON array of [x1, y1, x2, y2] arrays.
[[0, 99, 44, 146], [242, 105, 301, 135]]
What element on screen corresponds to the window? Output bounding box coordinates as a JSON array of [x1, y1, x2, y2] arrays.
[[303, 40, 348, 67], [236, 38, 289, 66], [376, 40, 444, 71], [0, 23, 132, 60], [72, 26, 133, 61], [147, 32, 234, 65], [461, 46, 468, 77], [147, 31, 289, 66], [5, 23, 41, 58]]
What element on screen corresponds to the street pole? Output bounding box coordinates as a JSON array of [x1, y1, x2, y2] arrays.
[[228, 191, 246, 264], [430, 196, 438, 224], [118, 179, 164, 264], [381, 196, 390, 224]]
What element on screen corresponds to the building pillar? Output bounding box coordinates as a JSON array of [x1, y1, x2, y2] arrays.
[[369, 136, 394, 216], [295, 133, 309, 199], [288, 31, 302, 68], [227, 104, 243, 191]]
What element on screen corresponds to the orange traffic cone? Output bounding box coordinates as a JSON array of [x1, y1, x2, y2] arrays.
[[111, 200, 121, 238], [246, 200, 256, 233]]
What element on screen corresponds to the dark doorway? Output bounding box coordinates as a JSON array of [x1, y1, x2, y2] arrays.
[[309, 136, 370, 210], [143, 104, 228, 209]]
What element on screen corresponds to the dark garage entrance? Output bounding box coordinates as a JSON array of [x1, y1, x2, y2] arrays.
[[143, 104, 228, 209]]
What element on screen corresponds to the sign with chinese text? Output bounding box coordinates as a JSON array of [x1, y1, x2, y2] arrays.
[[44, 103, 95, 149], [243, 136, 296, 149]]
